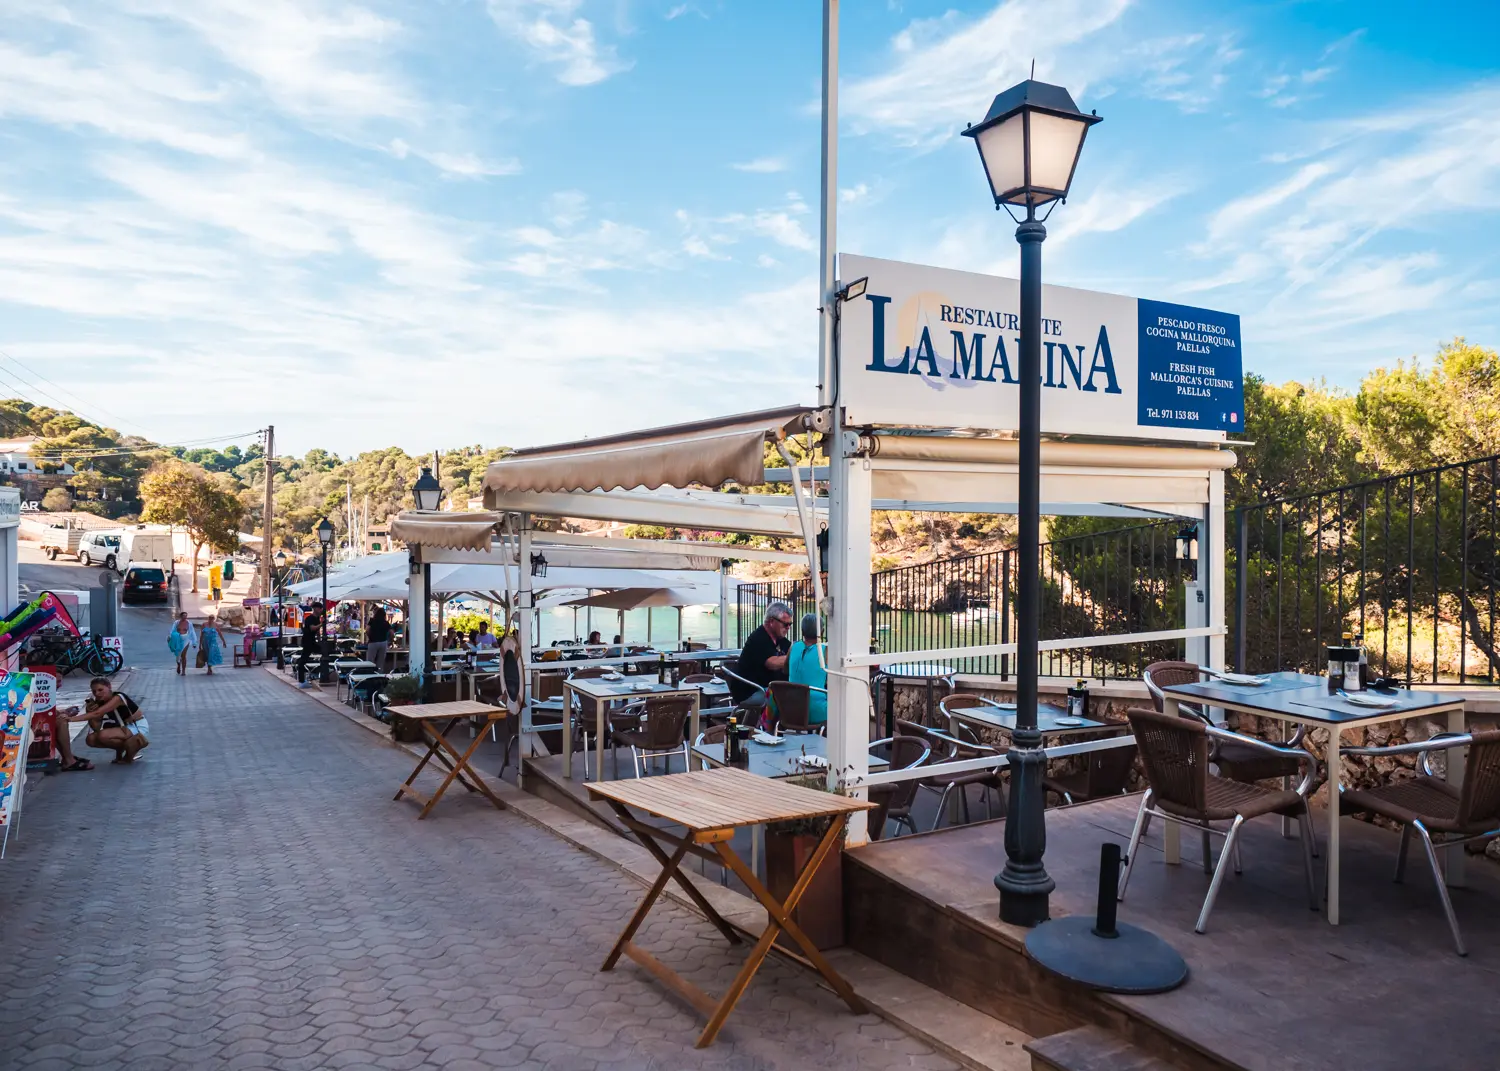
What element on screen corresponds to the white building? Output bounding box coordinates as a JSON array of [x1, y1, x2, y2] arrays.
[[0, 438, 72, 476]]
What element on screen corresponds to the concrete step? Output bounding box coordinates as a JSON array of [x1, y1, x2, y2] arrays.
[[1027, 1026, 1179, 1071]]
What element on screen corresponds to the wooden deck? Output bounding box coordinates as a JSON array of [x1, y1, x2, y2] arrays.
[[845, 794, 1500, 1071]]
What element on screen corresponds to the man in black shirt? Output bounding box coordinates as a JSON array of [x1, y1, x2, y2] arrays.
[[366, 607, 391, 671], [297, 608, 322, 686], [730, 601, 794, 720]]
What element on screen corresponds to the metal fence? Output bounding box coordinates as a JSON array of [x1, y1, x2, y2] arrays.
[[735, 518, 1190, 680], [1230, 455, 1500, 685]]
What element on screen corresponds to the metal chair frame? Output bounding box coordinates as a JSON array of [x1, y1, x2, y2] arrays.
[[1340, 732, 1500, 956], [1119, 713, 1319, 934]]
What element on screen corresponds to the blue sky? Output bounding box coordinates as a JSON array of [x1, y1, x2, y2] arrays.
[[1, 0, 1497, 455]]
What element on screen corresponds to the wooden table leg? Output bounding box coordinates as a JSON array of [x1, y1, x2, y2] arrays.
[[394, 721, 449, 803], [606, 803, 742, 948], [601, 834, 694, 971], [703, 814, 864, 1048]]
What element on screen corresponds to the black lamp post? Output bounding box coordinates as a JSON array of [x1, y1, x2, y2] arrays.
[[411, 467, 441, 697], [964, 79, 1100, 929], [273, 549, 289, 669], [967, 79, 1187, 995], [1176, 524, 1200, 582], [316, 516, 334, 683]]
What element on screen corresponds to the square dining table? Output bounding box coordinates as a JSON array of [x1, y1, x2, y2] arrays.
[[1160, 672, 1466, 924], [586, 767, 872, 1047], [387, 701, 508, 819]]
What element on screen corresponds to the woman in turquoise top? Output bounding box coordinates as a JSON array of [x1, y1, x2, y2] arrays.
[[787, 614, 828, 724]]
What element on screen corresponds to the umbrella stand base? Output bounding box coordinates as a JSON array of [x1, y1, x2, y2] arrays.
[[1025, 917, 1188, 995]]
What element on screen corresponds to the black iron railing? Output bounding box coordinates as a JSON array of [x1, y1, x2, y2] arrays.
[[736, 518, 1189, 680], [1231, 455, 1500, 685]]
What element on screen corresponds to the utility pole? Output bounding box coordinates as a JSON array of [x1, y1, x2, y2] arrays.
[[261, 426, 275, 608]]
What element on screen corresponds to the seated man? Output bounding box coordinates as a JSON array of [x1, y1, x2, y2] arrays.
[[730, 601, 794, 720], [474, 621, 499, 650], [54, 677, 150, 767]]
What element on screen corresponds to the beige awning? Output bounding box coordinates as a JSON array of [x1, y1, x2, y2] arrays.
[[483, 406, 813, 498], [389, 510, 502, 551]]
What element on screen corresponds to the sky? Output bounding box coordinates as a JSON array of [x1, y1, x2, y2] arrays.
[[0, 0, 1497, 456]]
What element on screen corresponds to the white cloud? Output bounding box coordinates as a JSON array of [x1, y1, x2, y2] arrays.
[[486, 0, 631, 87], [388, 139, 521, 178], [840, 183, 870, 205], [842, 0, 1247, 150], [127, 0, 418, 123], [732, 157, 787, 173]]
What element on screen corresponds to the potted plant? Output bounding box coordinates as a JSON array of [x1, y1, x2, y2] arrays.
[[764, 772, 849, 951], [382, 674, 424, 743]]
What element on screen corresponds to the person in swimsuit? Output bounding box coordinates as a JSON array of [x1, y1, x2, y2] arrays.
[[55, 678, 150, 766]]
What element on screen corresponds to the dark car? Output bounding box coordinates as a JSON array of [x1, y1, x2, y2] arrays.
[[121, 562, 169, 605]]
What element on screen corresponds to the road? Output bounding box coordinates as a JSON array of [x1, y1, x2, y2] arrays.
[[19, 543, 175, 670]]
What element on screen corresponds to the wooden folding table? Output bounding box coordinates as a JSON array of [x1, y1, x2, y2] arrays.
[[586, 767, 873, 1048], [387, 701, 507, 819]]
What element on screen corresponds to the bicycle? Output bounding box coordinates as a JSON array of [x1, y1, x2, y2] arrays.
[[22, 630, 123, 678]]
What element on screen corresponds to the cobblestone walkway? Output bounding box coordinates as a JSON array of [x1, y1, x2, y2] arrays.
[[0, 668, 957, 1071]]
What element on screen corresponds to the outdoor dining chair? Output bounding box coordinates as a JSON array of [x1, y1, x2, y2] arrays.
[[866, 735, 932, 840], [899, 713, 1006, 829], [610, 695, 695, 779], [568, 666, 635, 779], [1339, 730, 1500, 956], [1119, 707, 1319, 934], [767, 681, 826, 735], [714, 662, 768, 726], [1044, 740, 1139, 805], [1145, 660, 1312, 784]]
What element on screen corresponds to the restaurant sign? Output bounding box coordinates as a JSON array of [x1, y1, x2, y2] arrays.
[[837, 254, 1243, 443]]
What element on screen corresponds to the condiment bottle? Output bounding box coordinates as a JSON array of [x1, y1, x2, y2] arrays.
[[1066, 679, 1089, 720]]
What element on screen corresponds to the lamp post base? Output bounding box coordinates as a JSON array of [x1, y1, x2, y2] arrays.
[[994, 737, 1054, 927], [1025, 917, 1189, 994]]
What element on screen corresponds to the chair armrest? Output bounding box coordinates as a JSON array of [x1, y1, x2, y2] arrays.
[[1342, 732, 1470, 777], [1206, 725, 1317, 794]]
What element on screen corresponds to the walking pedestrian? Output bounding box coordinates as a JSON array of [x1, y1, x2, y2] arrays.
[[199, 616, 225, 675], [297, 609, 322, 687], [167, 612, 196, 676]]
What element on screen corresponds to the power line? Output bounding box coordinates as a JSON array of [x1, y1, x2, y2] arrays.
[[0, 346, 156, 437], [26, 430, 263, 461]]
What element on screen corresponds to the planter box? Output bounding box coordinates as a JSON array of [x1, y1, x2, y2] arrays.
[[764, 829, 844, 950]]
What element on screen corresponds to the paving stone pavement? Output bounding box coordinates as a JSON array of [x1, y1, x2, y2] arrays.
[[0, 667, 959, 1071]]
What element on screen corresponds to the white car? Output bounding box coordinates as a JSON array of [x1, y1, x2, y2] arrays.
[[76, 531, 123, 569]]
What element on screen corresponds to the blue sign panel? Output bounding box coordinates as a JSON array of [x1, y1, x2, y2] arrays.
[[1136, 298, 1243, 433]]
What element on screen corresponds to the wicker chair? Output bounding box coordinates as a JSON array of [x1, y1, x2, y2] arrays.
[[1043, 740, 1139, 805], [568, 666, 635, 779], [899, 715, 1005, 829], [610, 695, 695, 779], [768, 681, 826, 735], [1340, 731, 1500, 956], [1145, 660, 1315, 853], [1120, 707, 1319, 934], [866, 735, 933, 840]]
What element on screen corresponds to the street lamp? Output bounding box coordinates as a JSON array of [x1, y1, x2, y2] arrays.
[[273, 549, 289, 669], [317, 517, 334, 683], [530, 551, 548, 578], [967, 80, 1187, 995], [413, 466, 442, 511], [963, 79, 1099, 930]]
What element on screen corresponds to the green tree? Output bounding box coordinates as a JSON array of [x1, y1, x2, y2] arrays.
[[41, 487, 73, 512], [141, 461, 243, 592], [1353, 338, 1500, 471]]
